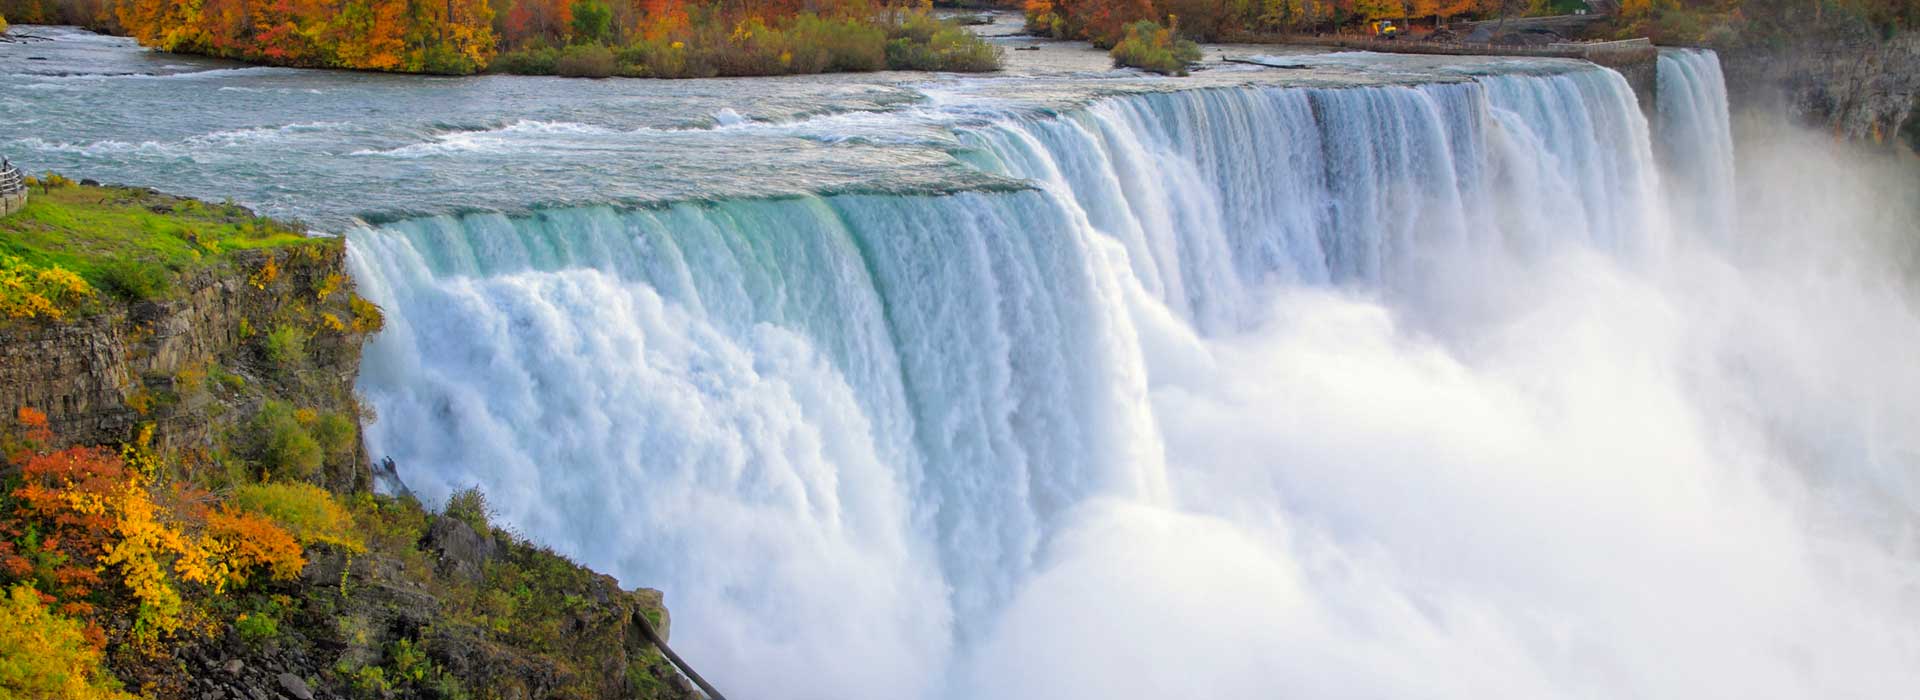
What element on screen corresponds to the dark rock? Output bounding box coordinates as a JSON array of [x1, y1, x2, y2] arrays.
[[424, 514, 498, 583], [275, 672, 313, 700]]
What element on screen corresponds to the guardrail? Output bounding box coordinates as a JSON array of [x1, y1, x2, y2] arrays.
[[1, 162, 29, 217]]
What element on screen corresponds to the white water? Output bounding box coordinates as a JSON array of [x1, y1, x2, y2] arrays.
[[351, 53, 1920, 699], [1656, 49, 1738, 242]]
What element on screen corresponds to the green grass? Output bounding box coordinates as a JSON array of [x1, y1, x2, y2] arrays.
[[0, 182, 317, 303]]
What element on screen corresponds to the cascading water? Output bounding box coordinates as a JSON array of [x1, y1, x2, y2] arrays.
[[351, 51, 1920, 699], [1656, 49, 1738, 241]]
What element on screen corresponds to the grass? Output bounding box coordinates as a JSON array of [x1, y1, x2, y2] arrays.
[[0, 182, 317, 304]]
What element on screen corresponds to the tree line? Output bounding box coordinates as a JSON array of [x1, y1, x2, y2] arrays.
[[0, 0, 1000, 75]]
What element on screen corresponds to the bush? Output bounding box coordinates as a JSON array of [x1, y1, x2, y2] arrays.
[[443, 487, 492, 532], [884, 13, 1003, 72], [263, 323, 307, 367], [96, 259, 170, 302], [554, 44, 617, 78], [0, 253, 94, 320], [313, 412, 358, 459], [489, 46, 559, 75], [205, 508, 307, 585], [230, 482, 362, 550], [788, 15, 887, 72], [252, 401, 323, 480], [234, 608, 280, 645], [1110, 20, 1201, 76], [0, 585, 133, 700]]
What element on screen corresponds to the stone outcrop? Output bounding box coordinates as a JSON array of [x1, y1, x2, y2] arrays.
[[0, 245, 361, 444], [1717, 30, 1920, 152]]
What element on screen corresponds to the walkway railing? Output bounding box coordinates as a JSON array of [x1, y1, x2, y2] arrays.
[[1, 162, 29, 217]]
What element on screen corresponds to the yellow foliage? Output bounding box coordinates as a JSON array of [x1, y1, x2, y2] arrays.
[[0, 585, 134, 700], [349, 295, 385, 334], [99, 479, 201, 639], [314, 272, 344, 301], [121, 424, 160, 479], [0, 253, 95, 320], [205, 508, 306, 585], [321, 312, 347, 333], [230, 482, 363, 552], [247, 259, 279, 290]]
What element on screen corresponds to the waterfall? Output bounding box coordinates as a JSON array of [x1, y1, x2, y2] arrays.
[[351, 56, 1920, 700], [1657, 49, 1738, 240]]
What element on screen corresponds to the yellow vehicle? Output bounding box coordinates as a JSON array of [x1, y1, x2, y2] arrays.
[[1374, 20, 1401, 40]]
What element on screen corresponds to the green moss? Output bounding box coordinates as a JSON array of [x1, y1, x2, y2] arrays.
[[0, 182, 320, 304]]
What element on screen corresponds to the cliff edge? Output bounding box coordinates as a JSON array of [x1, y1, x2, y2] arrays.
[[0, 180, 699, 700]]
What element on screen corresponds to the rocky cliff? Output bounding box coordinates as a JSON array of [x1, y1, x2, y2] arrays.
[[0, 242, 370, 488], [1716, 30, 1919, 153], [0, 184, 702, 700]]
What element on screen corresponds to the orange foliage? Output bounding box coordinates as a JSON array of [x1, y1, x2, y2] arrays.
[[206, 508, 306, 586], [2, 419, 307, 642], [112, 0, 496, 73]]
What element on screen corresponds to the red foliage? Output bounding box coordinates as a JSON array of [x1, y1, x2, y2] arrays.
[[2, 447, 125, 607]]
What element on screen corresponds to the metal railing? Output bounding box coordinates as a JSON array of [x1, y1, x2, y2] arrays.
[[0, 163, 23, 195]]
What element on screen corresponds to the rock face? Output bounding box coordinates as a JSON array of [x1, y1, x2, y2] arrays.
[[0, 243, 370, 488], [1718, 30, 1920, 152]]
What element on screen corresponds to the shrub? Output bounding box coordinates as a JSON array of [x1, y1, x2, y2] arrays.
[[95, 259, 170, 302], [252, 401, 323, 480], [234, 608, 280, 645], [489, 46, 559, 75], [883, 13, 1002, 72], [349, 295, 385, 333], [0, 253, 95, 319], [230, 482, 362, 551], [313, 412, 357, 459], [0, 585, 133, 700], [205, 508, 307, 585], [1110, 20, 1201, 76], [6, 447, 125, 607], [443, 487, 492, 532], [787, 15, 887, 72], [263, 323, 307, 367], [554, 44, 617, 78]]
